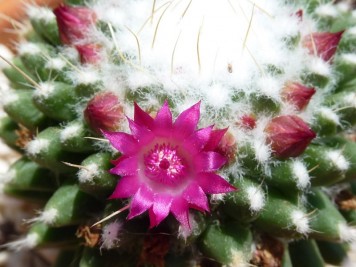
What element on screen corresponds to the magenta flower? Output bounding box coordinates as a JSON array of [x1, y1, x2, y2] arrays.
[[281, 82, 316, 111], [54, 5, 96, 45], [265, 115, 316, 159], [103, 101, 236, 229], [302, 31, 344, 62]]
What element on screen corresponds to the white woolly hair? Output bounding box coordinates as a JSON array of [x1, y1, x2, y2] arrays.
[[77, 163, 100, 183], [26, 208, 58, 225], [291, 210, 310, 235], [327, 150, 350, 171], [26, 139, 50, 156], [338, 223, 356, 242], [100, 221, 123, 250], [246, 186, 265, 212], [34, 82, 56, 98], [17, 42, 42, 56], [0, 45, 13, 70], [60, 123, 83, 142], [6, 233, 38, 251], [26, 5, 55, 22], [0, 169, 16, 184], [291, 160, 310, 190]]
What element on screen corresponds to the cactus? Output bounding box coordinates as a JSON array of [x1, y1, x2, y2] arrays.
[[0, 0, 355, 266]]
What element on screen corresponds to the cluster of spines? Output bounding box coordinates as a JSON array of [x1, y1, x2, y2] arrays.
[[0, 0, 355, 266]]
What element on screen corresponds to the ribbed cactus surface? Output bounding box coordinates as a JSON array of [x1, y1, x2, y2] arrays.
[[0, 0, 356, 266]]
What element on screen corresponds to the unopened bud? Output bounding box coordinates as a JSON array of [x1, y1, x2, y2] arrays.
[[54, 5, 96, 45], [76, 44, 101, 65], [265, 115, 316, 158], [302, 31, 344, 62], [84, 92, 124, 133], [281, 82, 316, 110]]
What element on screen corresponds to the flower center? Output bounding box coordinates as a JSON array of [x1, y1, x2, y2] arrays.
[[144, 143, 187, 185]]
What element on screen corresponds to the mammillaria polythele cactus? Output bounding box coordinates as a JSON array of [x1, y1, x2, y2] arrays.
[[0, 0, 355, 266]]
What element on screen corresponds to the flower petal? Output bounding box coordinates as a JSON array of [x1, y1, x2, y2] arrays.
[[154, 101, 173, 131], [102, 131, 138, 155], [204, 128, 228, 151], [110, 156, 138, 176], [127, 117, 153, 143], [195, 151, 227, 171], [134, 102, 154, 129], [171, 197, 190, 230], [174, 102, 200, 139], [183, 182, 209, 212], [184, 126, 213, 154], [151, 195, 173, 227], [127, 186, 153, 219], [196, 172, 236, 194], [108, 175, 140, 199]]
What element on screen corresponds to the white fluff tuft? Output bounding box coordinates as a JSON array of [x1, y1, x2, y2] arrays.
[[0, 170, 16, 184], [17, 43, 42, 56], [26, 6, 55, 22], [100, 221, 123, 250], [26, 208, 58, 225], [315, 4, 339, 18], [26, 139, 49, 156], [338, 223, 356, 242], [45, 58, 67, 70], [60, 124, 82, 142], [246, 186, 265, 212], [35, 82, 56, 97], [77, 163, 100, 183], [6, 233, 38, 251], [2, 92, 19, 106], [0, 45, 13, 69], [341, 54, 356, 65], [308, 58, 331, 77], [319, 107, 340, 125], [327, 150, 350, 171], [291, 210, 310, 234], [292, 160, 310, 190]]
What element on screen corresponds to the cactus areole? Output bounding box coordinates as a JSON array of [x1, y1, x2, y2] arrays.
[[0, 0, 355, 266]]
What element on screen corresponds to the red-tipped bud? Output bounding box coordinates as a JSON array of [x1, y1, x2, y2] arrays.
[[281, 82, 316, 110], [238, 114, 257, 130], [265, 115, 316, 159], [53, 5, 96, 45], [76, 44, 101, 65], [215, 131, 237, 163], [295, 9, 303, 21], [302, 31, 344, 62], [84, 92, 124, 133]]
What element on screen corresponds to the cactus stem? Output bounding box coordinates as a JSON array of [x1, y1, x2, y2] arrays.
[[92, 205, 130, 228], [0, 54, 40, 88], [58, 53, 83, 74]]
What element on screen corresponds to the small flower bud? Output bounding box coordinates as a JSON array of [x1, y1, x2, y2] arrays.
[[76, 44, 101, 65], [84, 92, 124, 133], [265, 115, 316, 159], [302, 31, 344, 62], [215, 131, 237, 163], [53, 5, 96, 45], [238, 114, 257, 130], [281, 82, 316, 110]]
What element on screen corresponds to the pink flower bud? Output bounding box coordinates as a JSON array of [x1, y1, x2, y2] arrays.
[[302, 31, 344, 62], [76, 44, 101, 65], [84, 92, 124, 133], [281, 82, 316, 110], [53, 5, 96, 45], [215, 131, 237, 163], [265, 115, 316, 159], [295, 9, 303, 21], [238, 114, 257, 130]]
